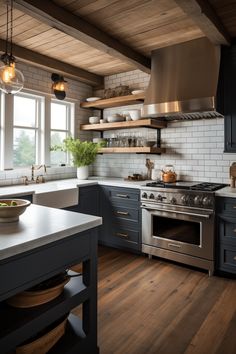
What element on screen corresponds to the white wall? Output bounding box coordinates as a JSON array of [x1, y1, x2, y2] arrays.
[[92, 70, 236, 184], [0, 61, 93, 186]]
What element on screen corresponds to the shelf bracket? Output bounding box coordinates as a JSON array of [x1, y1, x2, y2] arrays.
[[156, 128, 161, 148]]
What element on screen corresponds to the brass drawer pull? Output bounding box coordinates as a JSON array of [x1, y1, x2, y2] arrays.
[[116, 232, 129, 238], [116, 211, 129, 216], [116, 194, 129, 198]]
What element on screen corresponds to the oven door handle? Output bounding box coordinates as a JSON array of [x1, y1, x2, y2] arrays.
[[141, 205, 212, 219]]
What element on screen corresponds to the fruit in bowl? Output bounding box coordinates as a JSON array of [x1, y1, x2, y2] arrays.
[[0, 199, 31, 223]]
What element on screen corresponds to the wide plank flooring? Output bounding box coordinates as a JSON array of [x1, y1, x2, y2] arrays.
[[74, 246, 236, 354]]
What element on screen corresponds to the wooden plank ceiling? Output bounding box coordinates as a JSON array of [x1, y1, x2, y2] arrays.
[[0, 0, 235, 85]]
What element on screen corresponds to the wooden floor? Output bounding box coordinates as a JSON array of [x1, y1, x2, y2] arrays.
[[75, 246, 236, 354]]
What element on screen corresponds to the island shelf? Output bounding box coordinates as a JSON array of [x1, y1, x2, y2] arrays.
[[0, 205, 101, 354]]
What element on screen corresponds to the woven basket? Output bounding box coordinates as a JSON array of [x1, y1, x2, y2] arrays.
[[7, 274, 69, 308], [16, 316, 67, 354]]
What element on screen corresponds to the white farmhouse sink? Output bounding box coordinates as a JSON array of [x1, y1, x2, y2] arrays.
[[33, 185, 78, 209]]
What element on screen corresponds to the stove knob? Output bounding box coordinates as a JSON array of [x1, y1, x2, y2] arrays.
[[170, 197, 177, 205], [149, 193, 155, 199], [156, 194, 163, 201], [142, 192, 147, 199], [202, 196, 212, 207], [194, 195, 202, 206], [181, 195, 189, 205]]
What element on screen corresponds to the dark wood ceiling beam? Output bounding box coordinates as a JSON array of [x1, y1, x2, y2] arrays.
[[0, 39, 103, 87], [13, 0, 151, 73], [175, 0, 231, 45]]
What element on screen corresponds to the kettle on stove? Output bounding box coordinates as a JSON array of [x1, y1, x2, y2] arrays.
[[161, 164, 177, 183]]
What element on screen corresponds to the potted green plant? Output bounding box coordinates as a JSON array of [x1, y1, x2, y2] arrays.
[[52, 137, 99, 179]]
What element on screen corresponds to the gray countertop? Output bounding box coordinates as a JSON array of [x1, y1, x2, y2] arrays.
[[0, 204, 102, 261], [0, 177, 145, 198], [1, 177, 235, 198], [215, 186, 236, 198]]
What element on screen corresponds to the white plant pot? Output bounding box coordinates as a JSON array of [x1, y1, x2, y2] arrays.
[[76, 166, 89, 180]]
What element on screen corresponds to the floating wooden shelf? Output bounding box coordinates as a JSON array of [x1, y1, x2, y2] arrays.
[[98, 147, 165, 154], [80, 118, 166, 131], [80, 93, 145, 109]]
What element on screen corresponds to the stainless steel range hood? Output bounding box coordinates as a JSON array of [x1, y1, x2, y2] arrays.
[[142, 37, 223, 120]]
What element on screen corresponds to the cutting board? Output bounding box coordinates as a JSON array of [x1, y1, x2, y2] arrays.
[[230, 162, 236, 177]]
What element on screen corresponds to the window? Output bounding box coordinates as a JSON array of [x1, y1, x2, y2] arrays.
[[1, 91, 74, 170], [50, 100, 74, 165], [13, 93, 42, 167]]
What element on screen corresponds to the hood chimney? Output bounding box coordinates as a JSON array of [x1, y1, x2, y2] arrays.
[[142, 37, 223, 120]]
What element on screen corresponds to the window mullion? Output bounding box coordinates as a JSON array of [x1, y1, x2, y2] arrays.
[[44, 96, 51, 166], [4, 94, 14, 170]]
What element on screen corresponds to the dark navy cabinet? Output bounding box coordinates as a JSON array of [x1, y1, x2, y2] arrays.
[[99, 186, 141, 253], [219, 44, 236, 152], [65, 184, 141, 253], [216, 197, 236, 274]]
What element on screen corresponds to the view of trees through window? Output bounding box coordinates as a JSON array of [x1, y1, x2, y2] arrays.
[[13, 130, 35, 167], [13, 95, 38, 167], [50, 101, 71, 165]]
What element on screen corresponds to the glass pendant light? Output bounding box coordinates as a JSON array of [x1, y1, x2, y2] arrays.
[[0, 0, 24, 94]]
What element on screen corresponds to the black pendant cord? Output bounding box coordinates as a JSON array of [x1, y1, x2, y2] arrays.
[[10, 0, 13, 57], [5, 2, 9, 54]]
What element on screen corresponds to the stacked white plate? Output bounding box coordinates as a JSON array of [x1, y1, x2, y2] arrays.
[[107, 116, 125, 123]]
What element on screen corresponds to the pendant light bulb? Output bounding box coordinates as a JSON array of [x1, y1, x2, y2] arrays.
[[0, 63, 24, 94], [2, 62, 15, 83]]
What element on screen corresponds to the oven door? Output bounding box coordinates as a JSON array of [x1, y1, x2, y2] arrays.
[[142, 204, 215, 260]]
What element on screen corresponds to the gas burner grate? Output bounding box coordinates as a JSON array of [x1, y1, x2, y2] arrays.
[[145, 181, 190, 190], [145, 181, 228, 192], [190, 183, 228, 191]]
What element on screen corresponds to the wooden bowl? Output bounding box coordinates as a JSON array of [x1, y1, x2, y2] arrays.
[[7, 274, 69, 308], [16, 315, 68, 354], [0, 199, 31, 223]]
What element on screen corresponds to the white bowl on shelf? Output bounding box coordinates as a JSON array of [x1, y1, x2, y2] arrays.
[[128, 109, 141, 120], [89, 116, 100, 124], [107, 115, 125, 123], [86, 97, 101, 102], [131, 90, 145, 95]]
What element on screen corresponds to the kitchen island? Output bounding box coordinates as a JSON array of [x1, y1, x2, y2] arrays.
[[0, 204, 102, 354]]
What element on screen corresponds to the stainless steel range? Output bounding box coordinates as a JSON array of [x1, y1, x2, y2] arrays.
[[141, 181, 227, 276]]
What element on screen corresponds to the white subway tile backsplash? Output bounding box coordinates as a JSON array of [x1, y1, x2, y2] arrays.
[[93, 69, 231, 183], [1, 65, 231, 185]]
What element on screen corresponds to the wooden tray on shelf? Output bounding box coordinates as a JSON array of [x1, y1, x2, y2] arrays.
[[7, 273, 69, 308], [16, 315, 68, 354]]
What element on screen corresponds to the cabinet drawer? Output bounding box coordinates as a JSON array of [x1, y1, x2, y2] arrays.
[[218, 216, 236, 245], [217, 197, 236, 215], [111, 226, 140, 251], [108, 187, 140, 203], [112, 227, 139, 244], [112, 204, 139, 222], [219, 244, 236, 274]]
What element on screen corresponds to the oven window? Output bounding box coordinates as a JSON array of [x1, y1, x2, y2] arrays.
[[152, 215, 200, 245]]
